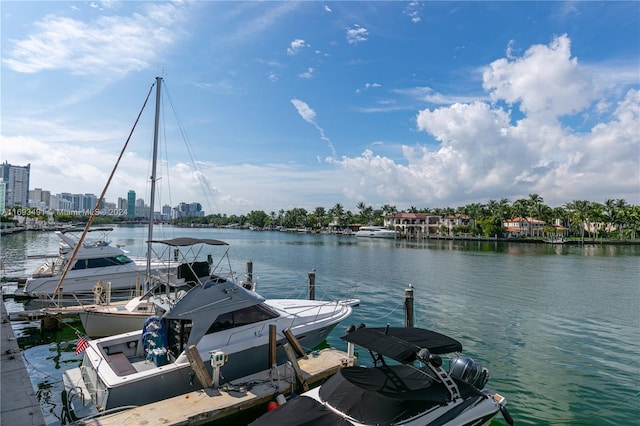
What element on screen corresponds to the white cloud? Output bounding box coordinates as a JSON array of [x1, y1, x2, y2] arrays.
[[299, 67, 315, 79], [336, 34, 639, 208], [287, 38, 307, 55], [2, 3, 187, 77], [291, 99, 337, 158], [483, 34, 595, 118], [346, 25, 368, 45]]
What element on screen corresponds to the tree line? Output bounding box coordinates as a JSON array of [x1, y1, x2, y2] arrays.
[[2, 194, 637, 241], [173, 195, 638, 241]]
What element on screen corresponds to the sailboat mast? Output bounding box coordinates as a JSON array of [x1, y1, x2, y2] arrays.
[[146, 76, 162, 283]]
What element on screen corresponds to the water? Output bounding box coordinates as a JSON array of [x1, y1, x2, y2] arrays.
[[2, 226, 639, 425]]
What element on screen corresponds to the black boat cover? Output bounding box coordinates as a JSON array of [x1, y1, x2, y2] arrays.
[[340, 327, 462, 364], [147, 237, 228, 246], [248, 395, 352, 426], [317, 364, 482, 425]]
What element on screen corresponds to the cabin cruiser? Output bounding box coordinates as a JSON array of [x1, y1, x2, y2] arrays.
[[354, 225, 397, 239], [250, 326, 513, 426], [62, 237, 353, 420], [22, 227, 163, 298]]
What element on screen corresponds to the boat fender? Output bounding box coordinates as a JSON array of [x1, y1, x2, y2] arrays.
[[266, 400, 279, 412]]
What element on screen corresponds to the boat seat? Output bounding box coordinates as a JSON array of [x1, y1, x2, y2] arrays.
[[107, 352, 138, 376]]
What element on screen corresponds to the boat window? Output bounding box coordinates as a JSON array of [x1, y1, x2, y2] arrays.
[[205, 304, 279, 335], [71, 260, 87, 270], [84, 256, 134, 269]]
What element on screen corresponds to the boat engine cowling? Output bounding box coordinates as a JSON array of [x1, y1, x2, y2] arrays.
[[449, 356, 489, 389]]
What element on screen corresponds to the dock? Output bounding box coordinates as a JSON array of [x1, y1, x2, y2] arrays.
[[1, 302, 46, 426], [77, 347, 353, 426]]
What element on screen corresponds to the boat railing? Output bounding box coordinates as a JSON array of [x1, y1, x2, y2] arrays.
[[279, 300, 350, 331]]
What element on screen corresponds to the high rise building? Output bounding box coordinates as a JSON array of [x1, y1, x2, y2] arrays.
[[127, 190, 136, 220], [1, 161, 30, 207]]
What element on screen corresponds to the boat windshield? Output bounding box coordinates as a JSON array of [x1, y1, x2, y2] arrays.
[[205, 304, 279, 334], [71, 255, 134, 270]]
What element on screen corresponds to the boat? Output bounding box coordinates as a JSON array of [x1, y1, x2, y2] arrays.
[[77, 237, 233, 337], [62, 78, 354, 420], [62, 237, 353, 419], [20, 227, 164, 298], [250, 325, 514, 426], [355, 225, 397, 239]]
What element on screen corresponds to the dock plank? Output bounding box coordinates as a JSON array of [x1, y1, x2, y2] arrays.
[[1, 302, 46, 426], [77, 348, 352, 426]]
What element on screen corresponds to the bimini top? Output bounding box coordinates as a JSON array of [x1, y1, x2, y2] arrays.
[[147, 237, 229, 246], [341, 327, 463, 364], [59, 227, 114, 234]]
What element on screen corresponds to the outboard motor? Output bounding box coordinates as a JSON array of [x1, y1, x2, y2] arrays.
[[449, 356, 489, 389]]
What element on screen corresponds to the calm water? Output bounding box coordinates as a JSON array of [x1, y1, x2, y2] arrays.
[[1, 226, 639, 425]]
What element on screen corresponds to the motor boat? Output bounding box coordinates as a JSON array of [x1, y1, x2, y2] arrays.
[[62, 237, 353, 420], [250, 325, 513, 426], [354, 225, 397, 239], [21, 227, 164, 298]]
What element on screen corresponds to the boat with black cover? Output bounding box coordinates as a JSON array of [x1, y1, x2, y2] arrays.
[[250, 325, 513, 426]]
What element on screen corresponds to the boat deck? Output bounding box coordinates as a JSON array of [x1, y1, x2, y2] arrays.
[[77, 347, 352, 425]]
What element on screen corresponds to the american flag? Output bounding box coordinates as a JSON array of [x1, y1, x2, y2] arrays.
[[75, 336, 89, 355]]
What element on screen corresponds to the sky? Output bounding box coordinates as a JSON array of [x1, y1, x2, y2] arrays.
[[1, 1, 639, 216]]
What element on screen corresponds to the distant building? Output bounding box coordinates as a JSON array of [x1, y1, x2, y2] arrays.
[[127, 190, 136, 220], [1, 161, 30, 207], [384, 213, 442, 237], [503, 217, 546, 237], [0, 181, 5, 213], [28, 188, 51, 209], [173, 202, 204, 219], [161, 204, 172, 221]]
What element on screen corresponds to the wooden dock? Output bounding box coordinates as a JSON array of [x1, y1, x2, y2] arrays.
[[76, 347, 353, 426], [1, 302, 46, 426]]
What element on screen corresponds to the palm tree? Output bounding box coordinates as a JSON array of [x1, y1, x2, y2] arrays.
[[566, 200, 591, 243]]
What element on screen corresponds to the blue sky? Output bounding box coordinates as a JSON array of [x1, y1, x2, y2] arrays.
[[2, 1, 638, 216]]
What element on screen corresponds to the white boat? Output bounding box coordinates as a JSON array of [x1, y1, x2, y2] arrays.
[[21, 227, 164, 298], [62, 238, 353, 419], [354, 225, 397, 239], [250, 326, 514, 426]]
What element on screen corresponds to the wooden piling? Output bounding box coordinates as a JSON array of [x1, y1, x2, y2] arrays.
[[268, 324, 277, 368], [308, 269, 316, 300], [404, 285, 414, 327]]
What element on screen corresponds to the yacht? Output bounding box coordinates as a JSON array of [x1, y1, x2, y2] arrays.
[[21, 227, 162, 298], [354, 225, 397, 239]]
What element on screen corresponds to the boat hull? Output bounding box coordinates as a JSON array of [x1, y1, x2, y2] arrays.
[[23, 268, 147, 297], [63, 322, 340, 412], [78, 308, 150, 337], [63, 299, 352, 416]]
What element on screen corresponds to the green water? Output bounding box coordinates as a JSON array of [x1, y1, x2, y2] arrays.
[[2, 227, 638, 425]]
